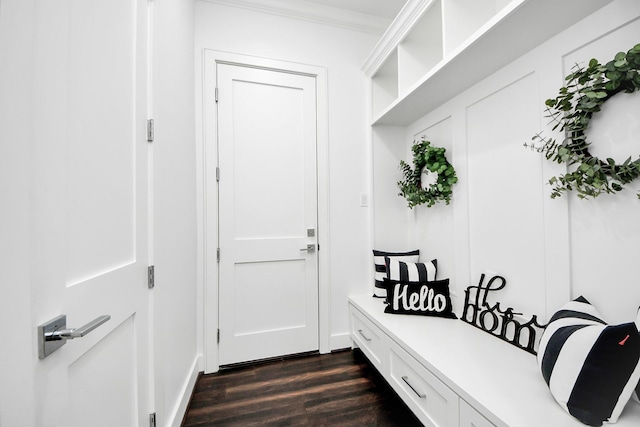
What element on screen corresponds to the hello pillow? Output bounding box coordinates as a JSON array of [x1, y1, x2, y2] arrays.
[[383, 278, 456, 319]]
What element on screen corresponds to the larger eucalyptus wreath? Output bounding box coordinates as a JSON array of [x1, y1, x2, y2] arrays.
[[398, 139, 458, 208], [527, 43, 640, 199]]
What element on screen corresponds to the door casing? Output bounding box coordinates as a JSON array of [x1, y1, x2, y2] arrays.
[[201, 50, 330, 373]]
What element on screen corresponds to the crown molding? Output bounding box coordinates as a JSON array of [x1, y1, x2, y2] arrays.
[[200, 0, 392, 34]]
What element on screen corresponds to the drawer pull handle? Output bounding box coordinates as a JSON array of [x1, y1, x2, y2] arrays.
[[357, 329, 372, 342], [402, 375, 426, 399]]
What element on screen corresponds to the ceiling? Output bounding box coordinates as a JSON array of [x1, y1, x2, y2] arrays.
[[301, 0, 407, 20], [205, 0, 407, 33]]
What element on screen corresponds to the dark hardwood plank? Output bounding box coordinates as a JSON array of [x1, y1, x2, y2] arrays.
[[182, 349, 423, 427]]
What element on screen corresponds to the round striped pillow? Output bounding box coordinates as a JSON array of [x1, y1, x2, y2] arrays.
[[537, 296, 640, 426]]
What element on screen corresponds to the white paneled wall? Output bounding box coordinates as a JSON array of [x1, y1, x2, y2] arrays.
[[409, 117, 457, 291], [565, 15, 640, 323], [465, 73, 545, 317], [374, 0, 640, 323]]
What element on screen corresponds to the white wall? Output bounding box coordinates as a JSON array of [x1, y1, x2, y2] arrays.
[[195, 1, 379, 353], [374, 0, 640, 324], [152, 1, 199, 426], [0, 0, 37, 425]]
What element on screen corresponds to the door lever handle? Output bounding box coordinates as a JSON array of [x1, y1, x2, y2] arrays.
[[300, 244, 316, 253], [38, 314, 111, 359], [48, 315, 111, 340]]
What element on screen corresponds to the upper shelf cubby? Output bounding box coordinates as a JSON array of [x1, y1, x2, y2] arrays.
[[363, 0, 614, 126], [371, 49, 399, 118], [397, 0, 442, 95], [442, 0, 511, 55]]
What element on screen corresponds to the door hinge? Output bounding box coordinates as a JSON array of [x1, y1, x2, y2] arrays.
[[216, 167, 220, 182], [217, 328, 220, 343], [216, 248, 220, 262], [149, 412, 156, 427], [215, 87, 219, 103], [148, 265, 155, 289], [147, 119, 154, 142]]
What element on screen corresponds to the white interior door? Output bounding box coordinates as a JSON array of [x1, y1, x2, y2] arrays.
[[217, 63, 319, 366], [29, 0, 152, 425]]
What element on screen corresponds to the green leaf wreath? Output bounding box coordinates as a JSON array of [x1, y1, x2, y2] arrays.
[[398, 139, 458, 208], [526, 43, 640, 199]]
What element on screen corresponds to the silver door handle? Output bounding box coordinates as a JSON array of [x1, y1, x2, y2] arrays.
[[300, 244, 316, 253], [38, 314, 111, 359], [48, 315, 111, 340]]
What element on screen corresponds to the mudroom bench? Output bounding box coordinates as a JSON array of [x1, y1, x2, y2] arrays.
[[348, 295, 640, 427]]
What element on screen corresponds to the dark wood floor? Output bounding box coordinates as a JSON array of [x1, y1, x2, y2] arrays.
[[182, 349, 423, 426]]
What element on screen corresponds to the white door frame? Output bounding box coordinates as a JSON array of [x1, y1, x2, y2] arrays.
[[200, 49, 330, 373]]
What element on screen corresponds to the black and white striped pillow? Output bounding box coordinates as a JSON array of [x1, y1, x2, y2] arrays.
[[385, 257, 437, 283], [372, 250, 419, 298], [537, 296, 640, 426]]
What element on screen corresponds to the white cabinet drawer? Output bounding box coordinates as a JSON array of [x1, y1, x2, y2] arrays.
[[350, 305, 386, 373], [460, 400, 496, 427], [388, 341, 459, 427]]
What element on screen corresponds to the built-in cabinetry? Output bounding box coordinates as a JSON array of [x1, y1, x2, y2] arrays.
[[387, 340, 459, 426], [349, 295, 640, 426], [360, 2, 640, 424], [363, 0, 614, 125]]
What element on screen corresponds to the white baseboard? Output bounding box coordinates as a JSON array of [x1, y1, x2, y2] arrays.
[[329, 332, 352, 352], [168, 354, 203, 427]]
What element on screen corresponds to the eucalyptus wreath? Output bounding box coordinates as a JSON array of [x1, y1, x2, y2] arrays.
[[527, 43, 640, 199], [398, 139, 458, 208]]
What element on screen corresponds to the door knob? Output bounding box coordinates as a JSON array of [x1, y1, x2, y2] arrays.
[[300, 244, 316, 253], [38, 314, 111, 359]]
